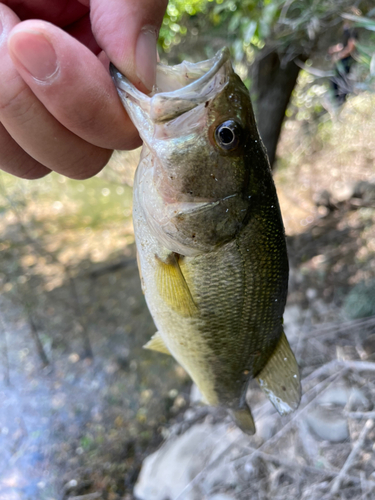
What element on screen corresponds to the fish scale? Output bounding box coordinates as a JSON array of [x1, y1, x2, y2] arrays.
[[111, 47, 301, 434]]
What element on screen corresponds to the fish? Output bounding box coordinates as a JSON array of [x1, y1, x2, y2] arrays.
[[111, 48, 301, 434]]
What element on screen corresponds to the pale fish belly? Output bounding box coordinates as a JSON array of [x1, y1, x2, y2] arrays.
[[133, 152, 220, 405]]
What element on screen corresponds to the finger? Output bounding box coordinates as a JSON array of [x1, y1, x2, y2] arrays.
[[0, 123, 51, 179], [0, 5, 112, 179], [91, 0, 168, 91], [7, 20, 141, 151], [65, 12, 101, 54], [2, 0, 89, 27]]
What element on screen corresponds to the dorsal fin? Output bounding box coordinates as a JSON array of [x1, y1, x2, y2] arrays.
[[143, 331, 171, 355], [155, 252, 198, 317], [256, 330, 301, 415]]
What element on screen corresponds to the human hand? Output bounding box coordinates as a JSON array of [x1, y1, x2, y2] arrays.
[[0, 0, 168, 179]]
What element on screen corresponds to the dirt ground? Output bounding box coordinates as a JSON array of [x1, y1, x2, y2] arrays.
[[0, 92, 375, 499]]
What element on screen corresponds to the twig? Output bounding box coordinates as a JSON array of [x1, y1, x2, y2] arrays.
[[239, 447, 375, 490], [0, 313, 10, 385], [302, 359, 339, 383], [329, 419, 374, 496], [294, 58, 334, 78], [26, 307, 49, 368], [346, 412, 375, 420], [233, 368, 346, 469], [67, 273, 93, 359], [302, 359, 375, 385], [67, 493, 101, 500], [87, 258, 136, 278], [305, 316, 375, 340], [342, 360, 375, 372]]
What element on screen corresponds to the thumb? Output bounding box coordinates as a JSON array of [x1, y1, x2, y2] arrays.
[[90, 0, 168, 91]]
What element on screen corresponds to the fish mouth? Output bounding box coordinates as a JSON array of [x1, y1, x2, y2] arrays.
[[110, 48, 232, 125]]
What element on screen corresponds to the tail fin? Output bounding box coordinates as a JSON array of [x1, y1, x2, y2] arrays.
[[256, 330, 301, 415]]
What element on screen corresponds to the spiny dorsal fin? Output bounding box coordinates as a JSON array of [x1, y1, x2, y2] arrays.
[[143, 331, 171, 355], [229, 402, 256, 435], [256, 330, 301, 415], [155, 252, 198, 317]]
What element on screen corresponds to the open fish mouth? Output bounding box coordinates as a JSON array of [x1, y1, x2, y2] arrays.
[[110, 48, 232, 126]]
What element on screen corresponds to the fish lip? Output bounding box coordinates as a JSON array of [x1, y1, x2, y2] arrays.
[[110, 47, 232, 121]]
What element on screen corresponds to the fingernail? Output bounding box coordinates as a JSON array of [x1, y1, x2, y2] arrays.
[[136, 26, 157, 91], [9, 30, 58, 81]]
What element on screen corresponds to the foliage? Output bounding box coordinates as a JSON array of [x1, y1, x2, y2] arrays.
[[158, 0, 375, 118], [159, 0, 375, 67]]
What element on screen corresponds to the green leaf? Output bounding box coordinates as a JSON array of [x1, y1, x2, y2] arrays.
[[371, 54, 375, 76], [342, 13, 375, 32], [243, 20, 257, 43]]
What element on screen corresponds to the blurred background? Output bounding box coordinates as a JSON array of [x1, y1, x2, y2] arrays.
[[1, 1, 375, 499]]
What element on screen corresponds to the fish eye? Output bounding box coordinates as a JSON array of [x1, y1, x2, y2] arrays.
[[215, 120, 241, 151]]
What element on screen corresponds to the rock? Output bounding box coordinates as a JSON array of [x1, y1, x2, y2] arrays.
[[256, 415, 277, 442], [362, 333, 375, 359], [306, 383, 370, 442], [190, 384, 203, 405], [306, 288, 317, 300], [318, 385, 369, 411], [134, 423, 241, 500], [352, 180, 375, 203], [313, 189, 337, 211], [306, 406, 349, 442], [343, 281, 375, 320], [283, 305, 303, 344]]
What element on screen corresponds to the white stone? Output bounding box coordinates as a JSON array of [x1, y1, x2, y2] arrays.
[[134, 423, 241, 500], [283, 305, 303, 344], [190, 383, 203, 405]]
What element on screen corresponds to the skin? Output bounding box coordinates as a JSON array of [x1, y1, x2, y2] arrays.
[[0, 0, 168, 180]]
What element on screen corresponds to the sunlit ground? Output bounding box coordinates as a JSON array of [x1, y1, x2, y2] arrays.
[[275, 92, 375, 235], [0, 91, 374, 499]]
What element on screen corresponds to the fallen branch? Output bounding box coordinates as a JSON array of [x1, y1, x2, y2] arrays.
[[302, 359, 375, 385], [329, 419, 374, 496], [232, 367, 346, 470], [346, 412, 375, 420], [240, 447, 375, 491], [26, 307, 49, 368], [0, 313, 10, 385], [67, 493, 101, 500]]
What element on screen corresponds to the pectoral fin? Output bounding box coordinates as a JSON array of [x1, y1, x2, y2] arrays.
[[143, 331, 171, 355], [256, 330, 301, 415], [229, 402, 256, 435], [155, 252, 198, 317]]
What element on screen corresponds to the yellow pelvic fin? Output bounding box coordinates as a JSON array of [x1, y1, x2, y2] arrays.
[[155, 252, 198, 317], [229, 402, 256, 435], [143, 331, 171, 355], [256, 330, 301, 416]]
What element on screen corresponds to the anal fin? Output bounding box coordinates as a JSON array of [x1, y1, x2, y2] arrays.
[[155, 252, 198, 317], [256, 330, 301, 415], [143, 331, 171, 355], [229, 402, 256, 435]]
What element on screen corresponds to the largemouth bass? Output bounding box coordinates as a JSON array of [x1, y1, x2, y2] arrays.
[[111, 48, 301, 434]]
